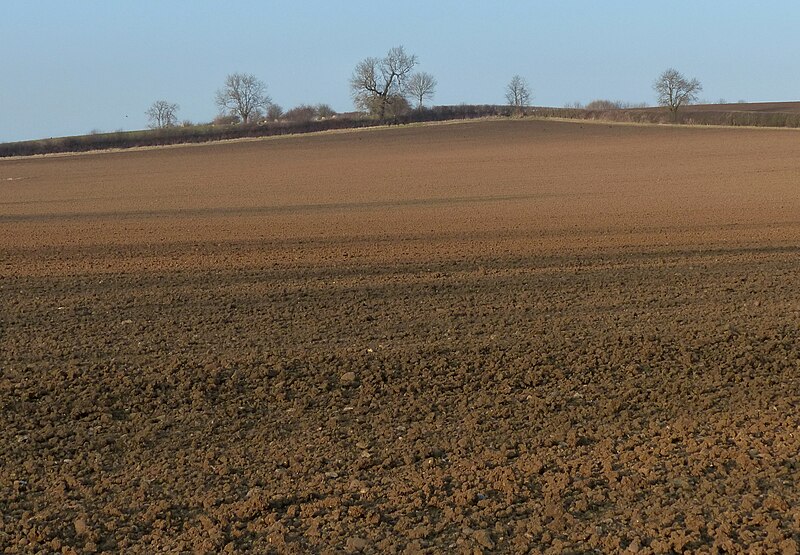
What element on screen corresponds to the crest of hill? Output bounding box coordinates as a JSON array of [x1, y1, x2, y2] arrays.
[[685, 101, 800, 113], [3, 102, 800, 158], [539, 101, 800, 128]]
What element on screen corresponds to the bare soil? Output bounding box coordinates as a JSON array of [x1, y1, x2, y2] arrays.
[[2, 120, 800, 553]]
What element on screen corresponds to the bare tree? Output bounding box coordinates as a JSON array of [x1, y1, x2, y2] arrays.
[[284, 104, 317, 122], [316, 103, 336, 118], [213, 114, 241, 126], [505, 75, 531, 112], [350, 46, 418, 119], [407, 72, 437, 109], [146, 100, 179, 129], [653, 68, 702, 120], [586, 99, 622, 110], [266, 104, 284, 121], [215, 73, 271, 124]]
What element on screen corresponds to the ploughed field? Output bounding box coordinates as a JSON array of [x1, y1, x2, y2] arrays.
[[2, 120, 800, 553]]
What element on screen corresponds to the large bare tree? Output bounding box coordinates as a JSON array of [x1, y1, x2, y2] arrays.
[[145, 100, 179, 129], [407, 71, 437, 109], [350, 46, 417, 119], [653, 68, 702, 120], [505, 75, 531, 112], [215, 73, 271, 124]]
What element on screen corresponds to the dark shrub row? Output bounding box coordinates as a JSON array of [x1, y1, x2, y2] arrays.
[[0, 118, 373, 157], [3, 104, 799, 157], [0, 106, 514, 158], [535, 107, 800, 127]]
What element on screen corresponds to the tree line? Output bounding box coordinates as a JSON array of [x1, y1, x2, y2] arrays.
[[145, 45, 700, 129]]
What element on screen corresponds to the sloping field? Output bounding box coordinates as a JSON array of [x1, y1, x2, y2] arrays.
[[2, 120, 800, 553]]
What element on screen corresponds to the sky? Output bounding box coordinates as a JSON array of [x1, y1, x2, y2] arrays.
[[1, 0, 799, 143]]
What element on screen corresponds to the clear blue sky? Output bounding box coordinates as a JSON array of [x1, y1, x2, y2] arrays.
[[1, 0, 799, 142]]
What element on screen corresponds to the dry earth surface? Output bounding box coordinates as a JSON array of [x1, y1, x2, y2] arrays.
[[2, 119, 800, 554]]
